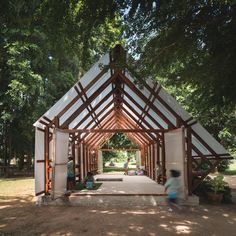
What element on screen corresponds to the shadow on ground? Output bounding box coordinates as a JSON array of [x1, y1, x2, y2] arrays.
[[0, 195, 236, 236]]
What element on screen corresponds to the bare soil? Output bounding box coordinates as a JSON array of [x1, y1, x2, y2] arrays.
[[0, 178, 236, 236]]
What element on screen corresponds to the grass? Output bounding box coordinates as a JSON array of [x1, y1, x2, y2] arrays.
[[222, 161, 236, 175], [103, 167, 136, 173], [74, 182, 102, 191], [0, 177, 34, 196]]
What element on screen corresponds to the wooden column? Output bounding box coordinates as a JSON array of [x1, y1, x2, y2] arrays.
[[187, 127, 193, 195], [161, 133, 166, 184], [152, 143, 156, 180], [44, 126, 50, 194]]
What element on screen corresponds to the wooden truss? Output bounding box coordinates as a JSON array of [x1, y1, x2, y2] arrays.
[[36, 45, 231, 196]]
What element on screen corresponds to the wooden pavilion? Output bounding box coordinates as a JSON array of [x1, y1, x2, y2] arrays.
[[34, 45, 231, 198]]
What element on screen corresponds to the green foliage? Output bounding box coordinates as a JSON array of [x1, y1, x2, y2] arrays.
[[206, 175, 228, 193], [0, 0, 124, 170]]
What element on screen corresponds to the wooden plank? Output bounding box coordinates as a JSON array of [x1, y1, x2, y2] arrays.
[[118, 72, 175, 129], [44, 126, 49, 194], [186, 127, 193, 195], [57, 69, 107, 119], [61, 72, 118, 128], [120, 87, 164, 129]]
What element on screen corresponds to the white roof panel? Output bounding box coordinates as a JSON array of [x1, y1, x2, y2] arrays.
[[159, 88, 191, 121], [34, 86, 78, 127], [192, 123, 227, 155], [80, 53, 110, 88]]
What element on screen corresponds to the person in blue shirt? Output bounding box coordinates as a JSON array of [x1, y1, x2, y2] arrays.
[[164, 169, 181, 206], [67, 156, 75, 190]]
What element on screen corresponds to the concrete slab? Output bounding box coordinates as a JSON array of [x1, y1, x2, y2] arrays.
[[73, 174, 165, 195]]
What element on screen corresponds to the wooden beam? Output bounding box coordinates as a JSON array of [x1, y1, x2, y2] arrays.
[[186, 127, 193, 195], [120, 87, 164, 129], [57, 128, 169, 134], [57, 68, 107, 119], [61, 72, 118, 128], [118, 72, 175, 129]]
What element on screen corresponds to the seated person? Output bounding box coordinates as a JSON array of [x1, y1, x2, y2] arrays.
[[83, 171, 95, 189], [135, 165, 144, 175]]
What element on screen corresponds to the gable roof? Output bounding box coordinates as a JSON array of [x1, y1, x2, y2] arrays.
[[34, 45, 229, 159]]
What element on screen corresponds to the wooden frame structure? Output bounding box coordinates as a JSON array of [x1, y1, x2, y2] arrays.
[[34, 45, 231, 196]]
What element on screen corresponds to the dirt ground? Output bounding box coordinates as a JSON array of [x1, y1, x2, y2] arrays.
[[0, 178, 236, 236]]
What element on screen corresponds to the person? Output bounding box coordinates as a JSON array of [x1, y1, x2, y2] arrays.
[[123, 158, 130, 175], [84, 171, 95, 189], [164, 169, 181, 210], [156, 162, 163, 184], [135, 165, 144, 175], [67, 156, 75, 190]]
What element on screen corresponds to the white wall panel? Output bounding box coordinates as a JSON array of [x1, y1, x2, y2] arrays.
[[165, 128, 187, 198], [35, 129, 45, 195], [52, 130, 69, 199]]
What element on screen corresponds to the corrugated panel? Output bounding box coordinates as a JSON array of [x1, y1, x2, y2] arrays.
[[90, 85, 112, 108], [192, 123, 227, 155], [149, 109, 168, 129], [192, 134, 211, 155], [86, 72, 111, 98], [126, 72, 151, 99], [60, 97, 83, 125], [80, 54, 110, 88], [153, 99, 176, 126], [158, 88, 191, 121], [124, 86, 146, 108], [122, 103, 140, 122], [123, 95, 142, 115], [143, 116, 159, 129], [95, 96, 113, 115], [69, 109, 89, 129]]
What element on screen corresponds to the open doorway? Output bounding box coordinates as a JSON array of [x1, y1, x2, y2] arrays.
[[99, 133, 141, 175]]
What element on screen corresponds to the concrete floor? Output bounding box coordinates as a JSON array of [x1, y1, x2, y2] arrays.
[[74, 174, 165, 195]]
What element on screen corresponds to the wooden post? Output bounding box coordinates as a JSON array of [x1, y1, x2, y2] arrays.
[[161, 133, 166, 184], [187, 127, 193, 195], [44, 126, 49, 194]]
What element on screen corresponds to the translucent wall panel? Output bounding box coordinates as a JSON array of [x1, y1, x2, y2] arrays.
[[60, 98, 83, 125], [35, 129, 45, 195], [86, 72, 111, 98], [90, 85, 112, 108], [165, 128, 187, 198], [94, 97, 113, 115], [192, 123, 227, 155], [34, 86, 78, 128], [69, 109, 89, 129], [80, 54, 110, 88], [52, 130, 69, 199], [149, 109, 168, 129], [159, 88, 191, 121], [153, 99, 176, 126], [123, 95, 142, 115], [124, 86, 146, 108], [126, 72, 151, 99], [143, 116, 159, 129], [123, 104, 140, 121]]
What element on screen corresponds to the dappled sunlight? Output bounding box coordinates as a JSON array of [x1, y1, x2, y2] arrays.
[[202, 215, 209, 219], [0, 224, 7, 228], [175, 225, 191, 234], [222, 213, 229, 217], [0, 205, 11, 209], [129, 225, 144, 232]]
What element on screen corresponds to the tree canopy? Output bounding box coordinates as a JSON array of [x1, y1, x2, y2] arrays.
[[0, 0, 235, 171]]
